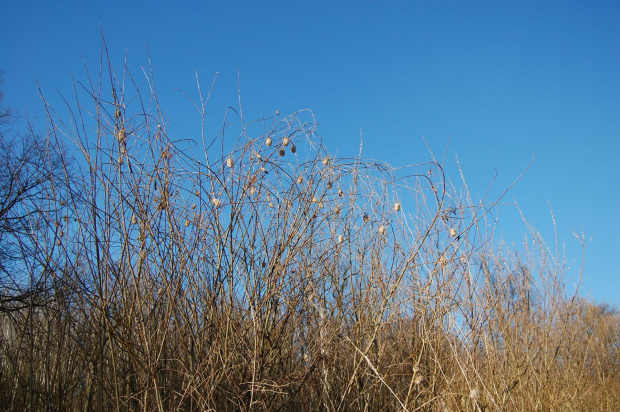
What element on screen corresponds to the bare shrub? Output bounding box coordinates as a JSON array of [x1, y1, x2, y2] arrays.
[[0, 46, 617, 412]]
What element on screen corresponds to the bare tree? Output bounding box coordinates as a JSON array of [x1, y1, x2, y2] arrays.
[[0, 71, 70, 312]]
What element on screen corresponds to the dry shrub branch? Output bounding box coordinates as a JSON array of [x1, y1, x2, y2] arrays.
[[0, 49, 618, 412]]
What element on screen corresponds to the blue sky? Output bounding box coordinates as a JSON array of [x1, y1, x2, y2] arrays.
[[1, 1, 618, 306]]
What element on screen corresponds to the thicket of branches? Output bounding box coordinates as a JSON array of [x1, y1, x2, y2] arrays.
[[0, 49, 618, 412]]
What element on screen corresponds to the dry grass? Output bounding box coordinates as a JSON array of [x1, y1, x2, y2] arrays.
[[0, 49, 618, 412]]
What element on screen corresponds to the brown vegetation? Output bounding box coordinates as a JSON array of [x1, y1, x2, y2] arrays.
[[0, 53, 618, 411]]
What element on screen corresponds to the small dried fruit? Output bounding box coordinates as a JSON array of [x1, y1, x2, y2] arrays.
[[265, 136, 273, 146], [131, 215, 138, 224], [279, 148, 285, 156], [326, 182, 332, 189], [184, 219, 190, 227], [449, 228, 457, 237], [338, 234, 344, 243], [291, 143, 296, 153], [394, 202, 401, 211], [212, 197, 222, 207], [297, 176, 303, 184], [322, 156, 329, 166], [226, 157, 234, 168], [282, 136, 290, 146], [378, 225, 386, 235]]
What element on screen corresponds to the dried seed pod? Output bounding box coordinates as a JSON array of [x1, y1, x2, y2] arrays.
[[449, 228, 457, 237], [282, 136, 290, 146], [322, 156, 329, 166], [338, 234, 344, 243], [290, 143, 296, 153], [117, 128, 126, 142], [131, 215, 138, 224], [394, 202, 401, 211], [297, 176, 303, 184], [115, 109, 121, 118], [191, 203, 197, 210], [279, 148, 286, 156], [56, 239, 62, 246], [268, 202, 274, 208], [58, 230, 64, 238], [334, 205, 341, 214], [212, 197, 222, 207], [363, 213, 370, 223], [226, 157, 234, 168], [378, 225, 386, 235], [326, 182, 332, 189], [195, 190, 200, 196], [311, 196, 318, 203], [265, 136, 273, 146], [184, 219, 190, 227]]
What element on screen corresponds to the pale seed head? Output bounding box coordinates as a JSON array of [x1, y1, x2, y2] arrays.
[[394, 202, 401, 211], [265, 136, 273, 146], [378, 225, 386, 235], [282, 136, 290, 146], [226, 157, 234, 168], [449, 228, 457, 237]]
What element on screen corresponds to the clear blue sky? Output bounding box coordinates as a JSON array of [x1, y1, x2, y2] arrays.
[[1, 1, 619, 306]]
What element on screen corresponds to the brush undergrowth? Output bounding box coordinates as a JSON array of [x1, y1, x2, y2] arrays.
[[0, 48, 618, 412]]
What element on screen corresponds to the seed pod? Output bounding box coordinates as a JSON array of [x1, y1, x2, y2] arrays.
[[327, 182, 332, 189], [378, 225, 386, 235], [115, 109, 121, 118], [322, 156, 329, 166], [338, 189, 344, 197], [212, 197, 222, 207], [226, 157, 234, 168], [334, 205, 341, 214], [291, 143, 296, 153], [297, 176, 303, 184], [195, 190, 200, 196], [394, 202, 401, 211], [282, 136, 290, 146], [363, 213, 370, 223], [311, 196, 318, 203], [279, 148, 286, 156], [338, 234, 344, 243], [265, 136, 273, 146], [131, 215, 138, 224], [58, 230, 64, 238], [449, 228, 457, 237], [184, 219, 190, 227]]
